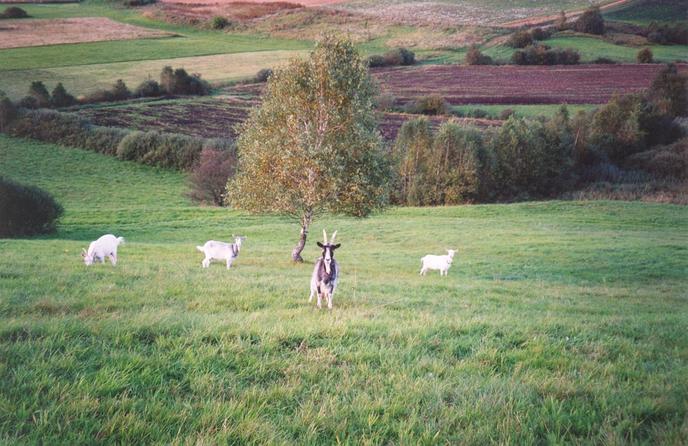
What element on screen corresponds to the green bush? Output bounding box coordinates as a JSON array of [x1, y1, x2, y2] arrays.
[[160, 66, 210, 95], [648, 63, 687, 117], [116, 131, 204, 170], [0, 6, 29, 19], [508, 30, 534, 48], [428, 123, 485, 204], [211, 16, 229, 29], [0, 177, 63, 237], [465, 45, 493, 65], [391, 118, 434, 205], [365, 55, 387, 68], [405, 95, 449, 116], [111, 79, 131, 101], [636, 48, 653, 64], [512, 44, 579, 65], [134, 79, 163, 98], [254, 68, 273, 83], [0, 97, 17, 131], [51, 83, 77, 108], [28, 81, 51, 108], [626, 137, 688, 179], [575, 6, 605, 35]]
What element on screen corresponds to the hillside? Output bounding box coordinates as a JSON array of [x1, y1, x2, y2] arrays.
[[2, 135, 688, 443]]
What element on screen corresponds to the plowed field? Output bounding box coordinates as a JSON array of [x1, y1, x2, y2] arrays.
[[373, 63, 688, 105]]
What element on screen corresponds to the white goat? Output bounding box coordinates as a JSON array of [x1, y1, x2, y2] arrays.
[[196, 235, 245, 269], [420, 249, 457, 276], [82, 234, 125, 266]]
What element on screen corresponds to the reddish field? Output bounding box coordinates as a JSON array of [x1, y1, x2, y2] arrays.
[[151, 1, 303, 22], [373, 64, 688, 105], [77, 94, 498, 141]]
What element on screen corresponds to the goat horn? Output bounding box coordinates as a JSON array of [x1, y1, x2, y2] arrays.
[[323, 229, 328, 244], [330, 230, 337, 243]]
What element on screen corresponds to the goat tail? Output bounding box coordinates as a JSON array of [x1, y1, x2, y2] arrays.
[[117, 236, 125, 245], [196, 246, 204, 252]]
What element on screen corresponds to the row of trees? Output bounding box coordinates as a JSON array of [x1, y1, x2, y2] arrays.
[[223, 35, 687, 260]]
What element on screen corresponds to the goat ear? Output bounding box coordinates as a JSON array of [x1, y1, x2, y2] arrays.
[[316, 242, 324, 248], [333, 243, 341, 249]]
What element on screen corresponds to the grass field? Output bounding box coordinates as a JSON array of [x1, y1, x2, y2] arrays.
[[484, 35, 688, 63], [1, 50, 306, 99], [452, 103, 597, 119], [604, 0, 688, 25], [1, 135, 688, 443]]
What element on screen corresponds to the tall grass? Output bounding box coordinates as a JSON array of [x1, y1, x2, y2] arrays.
[[1, 136, 687, 443]]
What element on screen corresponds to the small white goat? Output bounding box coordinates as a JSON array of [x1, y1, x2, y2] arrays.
[[196, 235, 245, 269], [420, 249, 457, 276], [82, 234, 125, 266]]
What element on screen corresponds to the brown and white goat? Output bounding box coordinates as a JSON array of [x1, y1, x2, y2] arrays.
[[309, 230, 340, 309]]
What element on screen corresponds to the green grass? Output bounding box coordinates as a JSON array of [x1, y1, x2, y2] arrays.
[[546, 35, 688, 63], [453, 104, 597, 119], [1, 134, 688, 443], [604, 0, 688, 25], [484, 34, 688, 63]]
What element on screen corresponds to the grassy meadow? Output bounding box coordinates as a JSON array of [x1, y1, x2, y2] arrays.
[[2, 135, 688, 443]]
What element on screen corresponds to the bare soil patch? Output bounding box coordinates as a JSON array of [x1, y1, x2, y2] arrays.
[[373, 63, 688, 106], [151, 1, 303, 23], [0, 17, 172, 49]]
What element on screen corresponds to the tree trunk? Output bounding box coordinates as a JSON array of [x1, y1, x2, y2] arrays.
[[291, 210, 312, 262]]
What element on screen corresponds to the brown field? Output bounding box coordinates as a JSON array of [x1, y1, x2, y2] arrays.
[[0, 17, 172, 49], [160, 0, 342, 5], [76, 90, 498, 142], [151, 1, 303, 23], [373, 63, 688, 105]]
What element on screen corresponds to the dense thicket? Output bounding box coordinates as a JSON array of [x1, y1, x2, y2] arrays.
[[0, 177, 63, 237], [512, 45, 580, 65], [575, 6, 605, 35]]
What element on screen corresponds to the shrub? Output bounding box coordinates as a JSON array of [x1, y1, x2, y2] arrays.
[[0, 97, 17, 131], [465, 45, 493, 65], [647, 22, 688, 45], [391, 118, 434, 205], [488, 113, 572, 199], [511, 44, 579, 65], [590, 94, 651, 161], [575, 6, 605, 35], [81, 89, 115, 104], [116, 131, 204, 170], [428, 123, 485, 204], [0, 177, 63, 237], [28, 81, 51, 108], [0, 6, 29, 19], [556, 10, 567, 31], [374, 93, 397, 111], [626, 137, 688, 179], [507, 30, 533, 48], [51, 83, 76, 108], [405, 95, 449, 116], [636, 48, 653, 64], [111, 79, 131, 101], [254, 68, 273, 83], [188, 148, 236, 205], [17, 96, 38, 109], [499, 108, 515, 120], [134, 79, 163, 98], [648, 63, 687, 117], [592, 57, 616, 64], [531, 27, 552, 41], [160, 66, 210, 95], [383, 48, 415, 66], [211, 16, 229, 29], [6, 109, 128, 154], [365, 55, 387, 68]]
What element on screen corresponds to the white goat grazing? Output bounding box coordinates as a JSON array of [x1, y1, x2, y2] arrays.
[[420, 249, 457, 276], [196, 235, 245, 269], [82, 234, 125, 266]]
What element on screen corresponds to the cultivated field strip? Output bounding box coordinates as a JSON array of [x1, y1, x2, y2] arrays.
[[0, 17, 172, 49], [374, 63, 688, 105]]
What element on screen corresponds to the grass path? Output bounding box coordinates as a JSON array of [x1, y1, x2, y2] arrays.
[[1, 135, 687, 443]]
